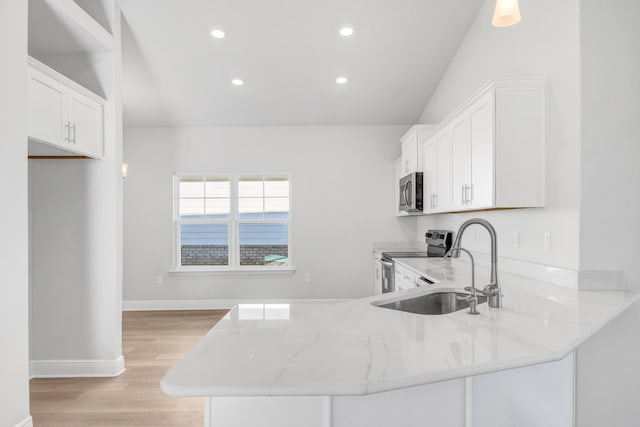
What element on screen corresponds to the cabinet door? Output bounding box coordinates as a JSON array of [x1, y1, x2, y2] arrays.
[[28, 68, 69, 147], [401, 130, 418, 174], [422, 140, 438, 214], [435, 129, 451, 212], [394, 266, 404, 289], [69, 91, 103, 158], [374, 262, 382, 295], [469, 92, 494, 208], [450, 115, 471, 210]]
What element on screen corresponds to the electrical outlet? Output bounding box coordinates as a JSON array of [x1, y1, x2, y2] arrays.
[[156, 275, 164, 286], [543, 233, 551, 251], [514, 232, 520, 248], [304, 273, 312, 284]]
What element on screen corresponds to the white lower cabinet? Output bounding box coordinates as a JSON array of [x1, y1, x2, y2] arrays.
[[394, 263, 427, 290], [27, 57, 104, 159], [420, 79, 546, 214], [204, 353, 575, 427]]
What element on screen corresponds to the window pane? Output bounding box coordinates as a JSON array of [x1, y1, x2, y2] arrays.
[[238, 197, 263, 218], [180, 178, 204, 198], [239, 178, 264, 198], [239, 223, 289, 266], [205, 178, 230, 198], [179, 198, 205, 218], [205, 198, 230, 218], [265, 197, 289, 215], [180, 223, 228, 266], [264, 179, 289, 197]]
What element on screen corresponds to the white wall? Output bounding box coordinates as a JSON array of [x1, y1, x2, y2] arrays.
[[415, 0, 582, 271], [29, 3, 124, 371], [575, 1, 640, 425], [123, 126, 414, 302], [0, 1, 31, 425]]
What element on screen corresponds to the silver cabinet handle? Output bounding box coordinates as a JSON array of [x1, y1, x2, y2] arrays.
[[64, 122, 71, 143], [462, 184, 472, 205], [71, 124, 77, 144], [433, 193, 438, 208]]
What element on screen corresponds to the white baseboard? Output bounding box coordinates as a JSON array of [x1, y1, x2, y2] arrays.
[[14, 416, 33, 427], [123, 298, 349, 311], [30, 355, 125, 378]]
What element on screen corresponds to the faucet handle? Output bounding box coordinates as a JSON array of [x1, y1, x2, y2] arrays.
[[482, 284, 500, 296], [466, 294, 480, 315]]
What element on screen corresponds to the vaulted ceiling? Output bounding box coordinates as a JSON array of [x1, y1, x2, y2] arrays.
[[119, 0, 483, 127]]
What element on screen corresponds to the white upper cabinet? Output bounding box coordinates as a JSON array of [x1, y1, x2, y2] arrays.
[[422, 127, 451, 213], [419, 78, 546, 214], [28, 68, 68, 147], [27, 58, 105, 159], [451, 91, 494, 210], [69, 90, 104, 157], [400, 125, 434, 176]]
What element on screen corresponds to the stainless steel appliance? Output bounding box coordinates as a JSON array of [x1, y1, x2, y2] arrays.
[[380, 229, 453, 294], [398, 172, 423, 212], [424, 230, 453, 257]]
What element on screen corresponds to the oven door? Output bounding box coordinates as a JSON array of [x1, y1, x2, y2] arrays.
[[381, 260, 394, 293]]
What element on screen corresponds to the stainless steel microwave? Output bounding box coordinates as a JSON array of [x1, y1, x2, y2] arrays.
[[399, 172, 423, 212]]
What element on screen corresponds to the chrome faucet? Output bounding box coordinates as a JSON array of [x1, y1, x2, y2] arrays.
[[446, 218, 502, 308], [456, 247, 480, 315]]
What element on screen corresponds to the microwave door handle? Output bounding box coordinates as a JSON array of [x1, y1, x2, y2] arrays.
[[401, 181, 409, 207]]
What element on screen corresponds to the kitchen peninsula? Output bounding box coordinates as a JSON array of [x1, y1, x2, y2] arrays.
[[162, 258, 638, 427]]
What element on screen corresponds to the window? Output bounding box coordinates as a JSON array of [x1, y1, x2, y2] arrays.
[[174, 174, 291, 271]]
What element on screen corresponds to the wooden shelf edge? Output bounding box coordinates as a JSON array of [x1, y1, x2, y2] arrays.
[[28, 155, 91, 160]]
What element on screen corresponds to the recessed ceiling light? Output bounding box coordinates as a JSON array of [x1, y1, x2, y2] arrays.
[[336, 76, 348, 84], [211, 29, 226, 39], [231, 79, 244, 86], [339, 27, 354, 37]]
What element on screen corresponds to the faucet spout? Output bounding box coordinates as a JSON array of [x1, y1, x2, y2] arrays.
[[448, 218, 502, 308]]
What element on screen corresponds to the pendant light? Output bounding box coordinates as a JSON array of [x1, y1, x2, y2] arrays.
[[492, 0, 521, 27]]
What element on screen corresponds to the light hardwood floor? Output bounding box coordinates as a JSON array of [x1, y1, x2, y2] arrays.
[[30, 310, 228, 426]]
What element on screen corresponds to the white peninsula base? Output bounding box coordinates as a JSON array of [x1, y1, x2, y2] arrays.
[[205, 353, 574, 427]]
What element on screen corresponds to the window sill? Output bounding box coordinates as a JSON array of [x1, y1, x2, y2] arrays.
[[169, 267, 296, 276]]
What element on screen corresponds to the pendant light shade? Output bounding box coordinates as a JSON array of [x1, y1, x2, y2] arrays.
[[492, 0, 521, 27]]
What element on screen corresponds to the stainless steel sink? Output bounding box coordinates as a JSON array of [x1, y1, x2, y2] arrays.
[[373, 290, 487, 315]]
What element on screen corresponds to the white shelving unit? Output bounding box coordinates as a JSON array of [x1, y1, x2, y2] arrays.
[[28, 0, 125, 379]]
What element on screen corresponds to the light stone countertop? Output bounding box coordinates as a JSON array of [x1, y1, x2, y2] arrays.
[[161, 257, 639, 397]]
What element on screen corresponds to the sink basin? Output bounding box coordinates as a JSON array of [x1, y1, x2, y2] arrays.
[[373, 290, 487, 315]]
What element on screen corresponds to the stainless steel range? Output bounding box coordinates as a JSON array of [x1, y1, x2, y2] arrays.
[[380, 230, 453, 294]]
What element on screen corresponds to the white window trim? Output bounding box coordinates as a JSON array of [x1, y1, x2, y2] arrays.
[[172, 172, 293, 274]]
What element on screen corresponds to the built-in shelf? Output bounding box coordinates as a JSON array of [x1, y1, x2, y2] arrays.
[[72, 0, 114, 35], [29, 0, 115, 55]]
